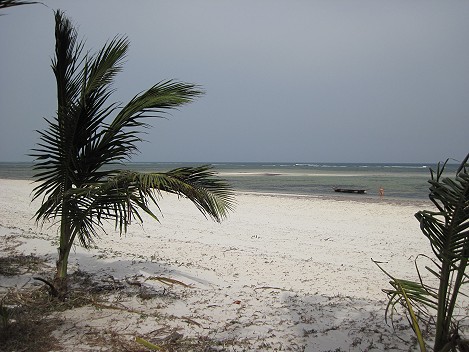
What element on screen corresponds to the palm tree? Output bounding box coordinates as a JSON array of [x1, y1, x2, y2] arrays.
[[31, 10, 235, 293], [374, 153, 469, 351]]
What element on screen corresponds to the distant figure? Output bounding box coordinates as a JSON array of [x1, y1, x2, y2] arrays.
[[379, 186, 384, 197]]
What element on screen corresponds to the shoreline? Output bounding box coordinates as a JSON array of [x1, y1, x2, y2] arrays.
[[0, 175, 432, 206], [234, 189, 432, 207]]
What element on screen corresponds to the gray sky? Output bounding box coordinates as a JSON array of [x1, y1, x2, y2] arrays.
[[1, 1, 468, 163]]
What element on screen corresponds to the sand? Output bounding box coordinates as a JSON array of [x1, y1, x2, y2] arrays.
[[0, 178, 465, 351]]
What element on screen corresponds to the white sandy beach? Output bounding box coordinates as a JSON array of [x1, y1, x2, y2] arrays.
[[1, 178, 465, 351]]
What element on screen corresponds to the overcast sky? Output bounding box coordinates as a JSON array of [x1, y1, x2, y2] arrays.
[[0, 1, 468, 163]]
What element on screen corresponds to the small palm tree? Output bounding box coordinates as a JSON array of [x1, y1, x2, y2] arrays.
[[375, 153, 469, 351], [31, 10, 235, 293]]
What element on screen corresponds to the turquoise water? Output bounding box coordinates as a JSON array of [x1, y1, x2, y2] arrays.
[[1, 161, 458, 201]]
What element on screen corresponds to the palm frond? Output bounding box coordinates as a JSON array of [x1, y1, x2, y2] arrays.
[[0, 0, 38, 9], [52, 10, 84, 114], [374, 260, 438, 312], [416, 162, 469, 264], [48, 166, 235, 248], [84, 36, 128, 95], [160, 166, 236, 220], [32, 12, 129, 203], [95, 81, 204, 166], [117, 80, 204, 120]]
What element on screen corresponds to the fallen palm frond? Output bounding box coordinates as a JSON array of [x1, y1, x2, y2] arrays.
[[145, 276, 192, 288], [181, 316, 203, 327], [135, 337, 164, 351], [254, 286, 289, 291]]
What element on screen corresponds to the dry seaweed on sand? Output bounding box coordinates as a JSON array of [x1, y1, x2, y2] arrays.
[[0, 252, 238, 351]]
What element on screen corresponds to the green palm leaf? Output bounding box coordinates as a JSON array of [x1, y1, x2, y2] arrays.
[[376, 154, 469, 351], [60, 166, 235, 247]]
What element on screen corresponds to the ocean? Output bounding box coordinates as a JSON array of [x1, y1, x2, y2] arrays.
[[0, 161, 459, 201]]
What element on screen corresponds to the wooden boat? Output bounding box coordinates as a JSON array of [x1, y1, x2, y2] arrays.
[[333, 188, 367, 194]]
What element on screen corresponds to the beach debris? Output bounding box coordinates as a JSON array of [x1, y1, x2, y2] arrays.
[[125, 277, 142, 287], [135, 336, 164, 351], [162, 329, 184, 343], [33, 277, 59, 298], [254, 286, 288, 291], [136, 329, 185, 350], [123, 274, 191, 289], [182, 315, 203, 327], [145, 276, 192, 288]]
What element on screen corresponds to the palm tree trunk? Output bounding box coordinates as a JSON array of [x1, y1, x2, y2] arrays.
[[56, 228, 71, 279], [434, 259, 451, 351], [55, 197, 72, 294]]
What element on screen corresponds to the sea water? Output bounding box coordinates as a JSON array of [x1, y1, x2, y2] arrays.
[[207, 162, 457, 200], [0, 161, 459, 201]]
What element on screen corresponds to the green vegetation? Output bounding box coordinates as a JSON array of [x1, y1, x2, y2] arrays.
[[375, 153, 469, 351], [31, 10, 235, 295]]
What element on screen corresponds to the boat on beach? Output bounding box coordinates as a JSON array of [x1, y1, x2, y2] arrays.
[[333, 188, 367, 194]]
